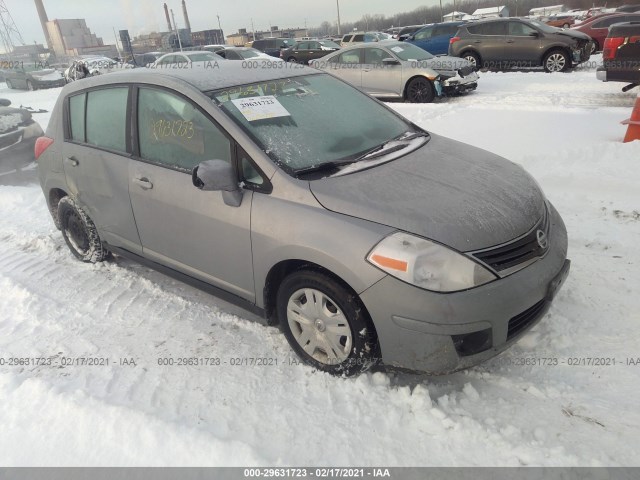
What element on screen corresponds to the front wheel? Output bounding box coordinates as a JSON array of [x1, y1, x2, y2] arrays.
[[287, 57, 297, 63], [277, 270, 378, 376], [543, 50, 569, 72], [58, 197, 108, 263], [405, 77, 435, 103]]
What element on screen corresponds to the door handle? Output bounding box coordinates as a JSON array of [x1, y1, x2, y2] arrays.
[[473, 40, 482, 43], [363, 69, 370, 72], [64, 156, 78, 167], [506, 40, 515, 43], [133, 177, 153, 190]]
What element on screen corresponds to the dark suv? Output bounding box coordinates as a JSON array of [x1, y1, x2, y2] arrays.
[[251, 37, 294, 57], [596, 21, 640, 91], [449, 18, 593, 72]]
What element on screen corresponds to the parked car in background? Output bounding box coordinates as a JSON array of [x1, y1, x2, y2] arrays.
[[615, 4, 640, 13], [396, 25, 426, 41], [34, 63, 569, 376], [214, 46, 280, 61], [0, 99, 43, 174], [280, 40, 340, 63], [130, 52, 163, 67], [3, 66, 65, 90], [545, 14, 577, 28], [311, 41, 478, 102], [407, 21, 466, 55], [151, 51, 223, 68], [340, 32, 390, 47], [596, 21, 640, 91], [200, 44, 227, 54], [449, 18, 593, 72], [251, 37, 295, 57], [571, 13, 640, 52]]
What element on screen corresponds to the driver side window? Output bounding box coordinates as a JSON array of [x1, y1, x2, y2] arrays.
[[137, 87, 231, 171]]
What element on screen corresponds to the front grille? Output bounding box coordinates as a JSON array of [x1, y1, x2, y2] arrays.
[[471, 207, 549, 274], [507, 299, 547, 340], [459, 66, 474, 77]]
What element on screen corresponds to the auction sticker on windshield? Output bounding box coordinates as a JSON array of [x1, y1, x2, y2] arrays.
[[231, 95, 291, 122]]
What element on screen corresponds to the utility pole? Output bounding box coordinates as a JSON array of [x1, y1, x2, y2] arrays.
[[336, 0, 341, 36], [217, 14, 223, 44], [251, 18, 255, 41], [440, 0, 443, 22], [171, 9, 183, 51], [0, 0, 25, 60]]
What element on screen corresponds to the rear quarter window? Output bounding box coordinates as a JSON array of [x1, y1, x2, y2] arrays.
[[85, 87, 128, 153]]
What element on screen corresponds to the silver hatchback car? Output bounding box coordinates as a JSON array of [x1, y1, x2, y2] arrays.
[[35, 63, 570, 376]]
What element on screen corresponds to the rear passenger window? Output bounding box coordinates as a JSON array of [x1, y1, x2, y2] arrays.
[[468, 22, 507, 35], [353, 34, 364, 42], [86, 87, 128, 152], [68, 93, 86, 142], [137, 87, 231, 170]]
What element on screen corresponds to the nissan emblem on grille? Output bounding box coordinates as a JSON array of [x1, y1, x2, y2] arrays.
[[537, 230, 549, 249]]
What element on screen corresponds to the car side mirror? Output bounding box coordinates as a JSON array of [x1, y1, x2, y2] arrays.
[[192, 159, 243, 207], [382, 57, 400, 65]]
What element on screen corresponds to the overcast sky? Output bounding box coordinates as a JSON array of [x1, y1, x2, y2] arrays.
[[7, 0, 436, 46]]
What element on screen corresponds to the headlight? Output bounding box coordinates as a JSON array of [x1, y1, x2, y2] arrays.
[[366, 232, 497, 292]]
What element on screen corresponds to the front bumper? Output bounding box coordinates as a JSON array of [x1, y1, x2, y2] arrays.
[[442, 71, 479, 94], [360, 202, 569, 374]]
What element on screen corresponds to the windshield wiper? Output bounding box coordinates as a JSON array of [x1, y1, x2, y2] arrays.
[[355, 131, 429, 162], [294, 160, 356, 177]]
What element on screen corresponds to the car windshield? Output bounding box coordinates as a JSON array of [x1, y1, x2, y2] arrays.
[[527, 20, 560, 33], [385, 42, 434, 60], [208, 74, 413, 174], [187, 53, 220, 62]]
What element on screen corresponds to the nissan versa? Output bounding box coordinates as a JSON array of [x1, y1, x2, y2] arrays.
[[35, 63, 570, 376]]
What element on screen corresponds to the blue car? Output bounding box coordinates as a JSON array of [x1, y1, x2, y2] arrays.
[[406, 21, 465, 55]]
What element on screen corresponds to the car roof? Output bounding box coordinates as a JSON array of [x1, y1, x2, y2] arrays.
[[60, 61, 321, 93]]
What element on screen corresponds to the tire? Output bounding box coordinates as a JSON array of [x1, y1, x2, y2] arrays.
[[287, 57, 297, 63], [58, 196, 108, 263], [562, 23, 570, 28], [461, 51, 481, 70], [543, 49, 569, 72], [277, 270, 378, 376], [590, 40, 599, 55], [26, 80, 35, 91], [5, 79, 13, 89], [405, 77, 436, 103]]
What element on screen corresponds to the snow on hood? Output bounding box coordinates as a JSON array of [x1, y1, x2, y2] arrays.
[[0, 107, 31, 133], [309, 133, 546, 252]]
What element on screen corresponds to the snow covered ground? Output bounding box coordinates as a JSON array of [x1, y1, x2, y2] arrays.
[[1, 61, 639, 466]]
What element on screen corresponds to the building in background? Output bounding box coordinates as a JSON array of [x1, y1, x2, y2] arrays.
[[46, 18, 117, 57], [443, 11, 467, 22], [191, 29, 225, 46], [226, 26, 307, 46], [471, 6, 510, 18]]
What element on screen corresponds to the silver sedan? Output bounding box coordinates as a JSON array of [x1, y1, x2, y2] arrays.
[[310, 41, 478, 103]]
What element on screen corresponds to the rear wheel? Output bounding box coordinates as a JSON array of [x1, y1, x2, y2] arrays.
[[405, 77, 435, 103], [590, 40, 599, 55], [562, 23, 570, 28], [287, 57, 297, 63], [58, 197, 108, 263], [277, 270, 378, 376], [462, 51, 481, 70], [543, 50, 569, 72]]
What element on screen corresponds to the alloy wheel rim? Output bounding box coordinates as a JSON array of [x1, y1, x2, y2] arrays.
[[547, 53, 565, 72], [287, 288, 352, 365], [464, 55, 477, 67], [408, 79, 430, 102]]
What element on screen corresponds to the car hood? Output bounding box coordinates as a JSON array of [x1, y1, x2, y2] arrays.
[[553, 29, 592, 41], [309, 133, 546, 252], [0, 107, 32, 133]]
